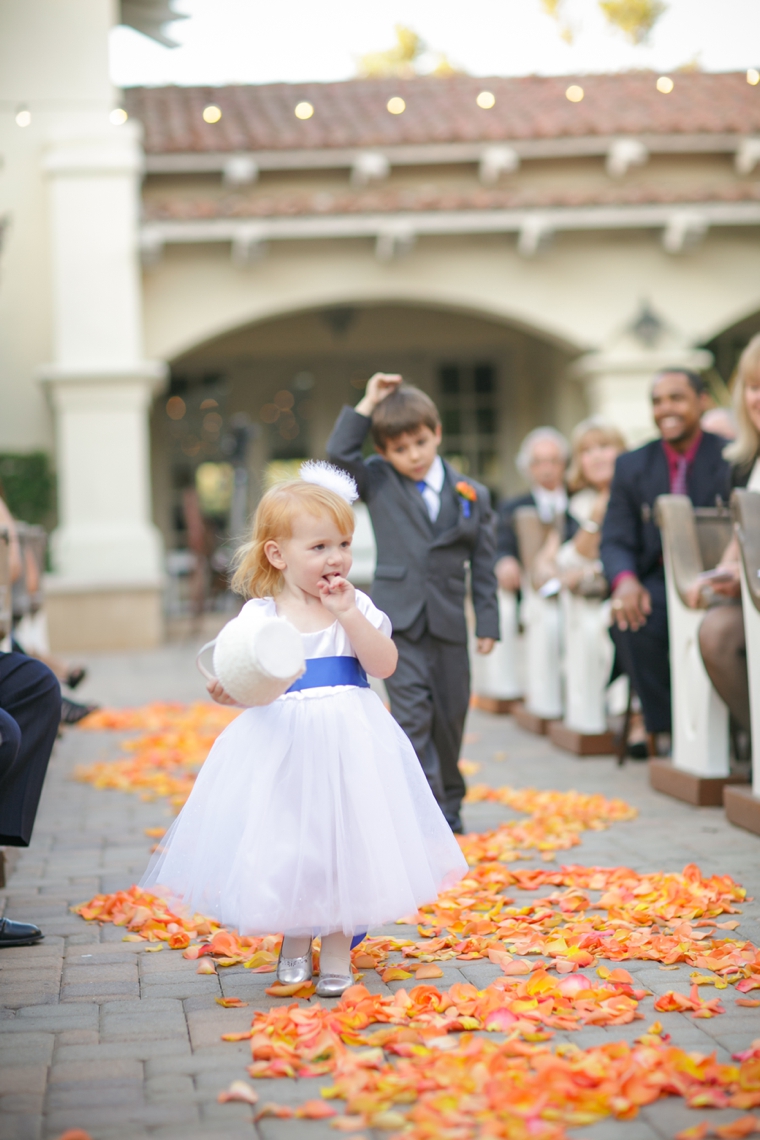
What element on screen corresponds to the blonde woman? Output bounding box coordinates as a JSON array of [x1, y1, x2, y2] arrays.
[[695, 334, 760, 736], [533, 418, 626, 587]]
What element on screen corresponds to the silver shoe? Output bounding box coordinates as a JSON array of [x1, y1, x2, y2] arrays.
[[315, 972, 353, 998], [276, 938, 313, 985]]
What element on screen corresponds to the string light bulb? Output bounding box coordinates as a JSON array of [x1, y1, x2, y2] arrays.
[[656, 76, 674, 94], [15, 108, 31, 128], [294, 101, 314, 120], [476, 90, 496, 109], [387, 96, 406, 115], [748, 69, 760, 86], [202, 105, 222, 123], [110, 108, 128, 126], [565, 85, 584, 103]]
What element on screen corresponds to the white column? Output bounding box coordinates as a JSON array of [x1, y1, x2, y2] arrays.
[[47, 371, 164, 580], [40, 122, 167, 586], [573, 312, 713, 446]]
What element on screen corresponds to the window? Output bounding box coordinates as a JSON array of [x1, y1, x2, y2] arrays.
[[437, 363, 500, 486]]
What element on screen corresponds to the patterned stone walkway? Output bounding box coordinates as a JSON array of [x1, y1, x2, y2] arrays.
[[1, 641, 760, 1140]]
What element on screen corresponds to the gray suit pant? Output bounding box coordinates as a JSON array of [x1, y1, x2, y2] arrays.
[[384, 627, 469, 827]]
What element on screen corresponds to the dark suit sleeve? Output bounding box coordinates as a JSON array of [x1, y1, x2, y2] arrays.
[[495, 499, 520, 560], [326, 406, 376, 501], [600, 455, 641, 585], [470, 492, 500, 640]]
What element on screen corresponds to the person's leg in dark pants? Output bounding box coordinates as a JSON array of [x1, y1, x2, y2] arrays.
[[610, 585, 671, 734], [698, 604, 750, 732], [384, 630, 445, 805], [0, 653, 61, 846], [384, 629, 470, 832], [427, 636, 469, 831]]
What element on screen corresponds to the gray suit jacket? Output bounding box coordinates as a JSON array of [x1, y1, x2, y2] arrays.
[[327, 406, 500, 644]]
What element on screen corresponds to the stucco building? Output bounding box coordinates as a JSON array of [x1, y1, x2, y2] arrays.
[[2, 1, 760, 648]]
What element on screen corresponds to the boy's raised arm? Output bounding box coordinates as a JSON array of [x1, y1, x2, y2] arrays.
[[326, 373, 401, 501], [326, 407, 373, 500]]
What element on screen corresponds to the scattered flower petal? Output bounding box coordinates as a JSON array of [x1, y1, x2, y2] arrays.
[[217, 1079, 259, 1104]]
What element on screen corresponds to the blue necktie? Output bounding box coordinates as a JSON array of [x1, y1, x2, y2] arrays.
[[416, 480, 432, 520]]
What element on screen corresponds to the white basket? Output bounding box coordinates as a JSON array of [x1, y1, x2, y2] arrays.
[[197, 608, 305, 707]]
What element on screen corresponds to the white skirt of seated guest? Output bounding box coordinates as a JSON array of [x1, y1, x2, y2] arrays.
[[140, 591, 467, 937]]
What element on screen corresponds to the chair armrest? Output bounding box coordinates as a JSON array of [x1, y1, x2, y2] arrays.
[[732, 490, 760, 614]]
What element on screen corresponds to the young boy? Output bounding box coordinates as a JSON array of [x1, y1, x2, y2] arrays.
[[327, 373, 499, 833]]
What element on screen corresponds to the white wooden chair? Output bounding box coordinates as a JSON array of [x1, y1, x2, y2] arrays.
[[725, 490, 760, 833], [651, 495, 735, 805], [0, 526, 11, 888], [0, 527, 10, 652], [512, 508, 562, 732], [13, 523, 50, 654], [347, 502, 376, 590], [549, 578, 615, 754], [471, 588, 523, 713]]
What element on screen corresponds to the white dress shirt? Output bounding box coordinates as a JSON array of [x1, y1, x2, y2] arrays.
[[416, 455, 445, 521], [532, 484, 568, 524]]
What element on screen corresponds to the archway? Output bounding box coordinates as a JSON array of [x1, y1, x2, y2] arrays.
[[704, 308, 760, 390], [149, 301, 586, 554]]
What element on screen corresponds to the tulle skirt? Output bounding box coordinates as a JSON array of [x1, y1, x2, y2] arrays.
[[140, 686, 467, 936]]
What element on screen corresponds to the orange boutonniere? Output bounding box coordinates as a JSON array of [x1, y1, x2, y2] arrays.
[[455, 481, 477, 517]]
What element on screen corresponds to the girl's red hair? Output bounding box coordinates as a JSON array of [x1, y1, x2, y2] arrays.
[[230, 480, 355, 598]]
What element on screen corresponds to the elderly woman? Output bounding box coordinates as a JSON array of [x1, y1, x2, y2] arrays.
[[529, 419, 637, 743], [495, 427, 574, 592], [694, 334, 760, 739]]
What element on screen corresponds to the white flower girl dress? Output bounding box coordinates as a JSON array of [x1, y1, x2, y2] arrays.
[[141, 591, 467, 936]]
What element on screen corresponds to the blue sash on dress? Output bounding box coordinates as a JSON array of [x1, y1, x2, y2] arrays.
[[286, 655, 369, 694]]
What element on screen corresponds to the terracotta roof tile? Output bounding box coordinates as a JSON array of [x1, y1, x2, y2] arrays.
[[126, 72, 760, 154], [143, 180, 760, 222]]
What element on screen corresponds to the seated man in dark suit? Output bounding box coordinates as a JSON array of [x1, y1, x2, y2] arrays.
[[601, 369, 730, 751], [0, 651, 61, 946], [495, 427, 577, 590]]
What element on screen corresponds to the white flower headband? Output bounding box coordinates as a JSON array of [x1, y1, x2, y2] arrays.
[[300, 460, 359, 504]]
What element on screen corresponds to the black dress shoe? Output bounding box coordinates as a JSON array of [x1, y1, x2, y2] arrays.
[[0, 918, 43, 947], [447, 816, 464, 835], [60, 698, 99, 726], [65, 667, 87, 691]]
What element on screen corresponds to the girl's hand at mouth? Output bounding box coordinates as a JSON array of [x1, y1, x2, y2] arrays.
[[317, 575, 357, 616]]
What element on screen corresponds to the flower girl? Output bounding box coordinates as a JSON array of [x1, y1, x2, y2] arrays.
[[141, 462, 466, 997]]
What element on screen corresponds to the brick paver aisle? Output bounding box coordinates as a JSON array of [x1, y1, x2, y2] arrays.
[[1, 642, 760, 1140]]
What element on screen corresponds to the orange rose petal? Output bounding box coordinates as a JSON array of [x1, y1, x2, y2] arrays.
[[294, 1100, 337, 1119], [715, 1117, 760, 1139], [265, 981, 315, 998], [414, 964, 443, 979], [217, 1079, 259, 1104], [255, 1103, 294, 1119]]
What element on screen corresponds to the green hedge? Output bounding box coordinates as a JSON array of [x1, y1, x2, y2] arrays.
[[0, 452, 56, 527]]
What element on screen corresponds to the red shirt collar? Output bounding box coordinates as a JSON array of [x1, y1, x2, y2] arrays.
[[662, 430, 703, 479]]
